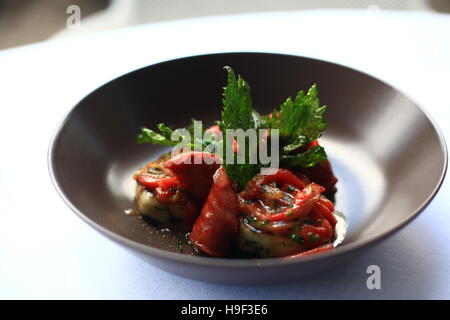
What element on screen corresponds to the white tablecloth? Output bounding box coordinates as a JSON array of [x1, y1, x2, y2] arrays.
[[0, 10, 449, 299]]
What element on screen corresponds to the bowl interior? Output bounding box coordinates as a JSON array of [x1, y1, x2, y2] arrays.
[[50, 53, 446, 259]]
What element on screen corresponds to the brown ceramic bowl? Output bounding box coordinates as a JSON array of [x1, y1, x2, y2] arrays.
[[48, 53, 447, 284]]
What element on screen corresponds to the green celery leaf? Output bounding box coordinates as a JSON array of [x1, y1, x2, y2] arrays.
[[136, 125, 179, 146], [220, 66, 256, 131], [267, 84, 327, 155], [219, 66, 261, 189], [281, 145, 327, 168]]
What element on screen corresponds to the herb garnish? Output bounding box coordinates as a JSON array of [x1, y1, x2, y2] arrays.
[[291, 234, 305, 244], [308, 232, 319, 243], [263, 84, 328, 167], [219, 67, 262, 188], [136, 66, 330, 190]]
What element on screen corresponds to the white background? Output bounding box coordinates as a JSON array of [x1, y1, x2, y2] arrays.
[[0, 10, 449, 299]]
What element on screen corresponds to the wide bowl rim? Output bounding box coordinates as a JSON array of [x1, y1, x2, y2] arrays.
[[48, 51, 448, 268]]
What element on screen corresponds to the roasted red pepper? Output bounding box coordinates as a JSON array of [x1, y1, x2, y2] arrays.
[[164, 151, 220, 204], [238, 168, 336, 253], [134, 157, 199, 225], [267, 183, 324, 221], [239, 169, 323, 222], [189, 166, 241, 256], [240, 168, 306, 199], [134, 157, 180, 190]]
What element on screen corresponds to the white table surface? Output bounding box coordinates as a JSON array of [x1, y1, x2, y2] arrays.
[[0, 9, 449, 299]]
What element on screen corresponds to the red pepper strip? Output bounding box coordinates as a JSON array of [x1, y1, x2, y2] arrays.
[[164, 151, 220, 204], [240, 169, 306, 200], [238, 199, 270, 224], [285, 243, 334, 259], [314, 197, 337, 227], [298, 159, 337, 199], [135, 174, 179, 190], [189, 167, 240, 257], [317, 195, 334, 211], [153, 187, 177, 203], [298, 220, 333, 246], [267, 183, 324, 221]]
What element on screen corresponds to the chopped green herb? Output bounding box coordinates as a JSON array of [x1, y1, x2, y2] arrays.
[[245, 216, 258, 224], [291, 234, 305, 244], [260, 219, 270, 227], [308, 232, 319, 243]]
